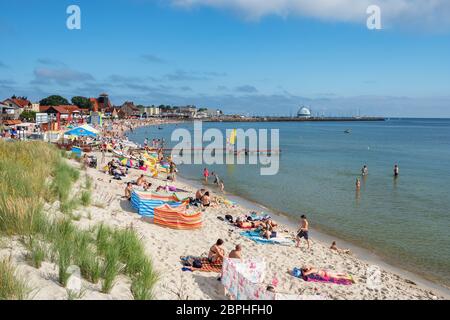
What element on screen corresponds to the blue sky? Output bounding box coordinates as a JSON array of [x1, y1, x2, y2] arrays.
[[1, 0, 450, 117]]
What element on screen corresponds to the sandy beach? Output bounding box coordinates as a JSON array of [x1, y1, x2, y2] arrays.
[[1, 138, 446, 300]]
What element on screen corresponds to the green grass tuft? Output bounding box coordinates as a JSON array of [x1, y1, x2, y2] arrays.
[[101, 245, 122, 294], [0, 258, 29, 300], [131, 258, 159, 300], [80, 190, 91, 207]]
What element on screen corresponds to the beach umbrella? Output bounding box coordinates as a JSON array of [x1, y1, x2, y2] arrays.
[[64, 126, 97, 137]]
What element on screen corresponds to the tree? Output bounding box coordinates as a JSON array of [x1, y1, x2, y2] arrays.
[[198, 108, 208, 112], [39, 95, 69, 106], [19, 110, 36, 121], [71, 96, 93, 110]]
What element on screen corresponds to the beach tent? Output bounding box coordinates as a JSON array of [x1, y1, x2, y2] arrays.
[[130, 190, 183, 217], [65, 125, 98, 137], [153, 204, 202, 230]]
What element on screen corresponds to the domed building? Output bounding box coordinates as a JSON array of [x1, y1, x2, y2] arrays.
[[297, 106, 311, 118]]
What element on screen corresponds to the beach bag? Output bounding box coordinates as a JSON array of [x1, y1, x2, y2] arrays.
[[292, 267, 303, 278], [193, 259, 203, 269]]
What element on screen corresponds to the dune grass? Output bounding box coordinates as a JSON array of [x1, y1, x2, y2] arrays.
[[131, 258, 159, 300], [80, 190, 91, 207], [84, 174, 93, 190], [24, 238, 47, 269], [0, 141, 159, 299], [101, 244, 122, 294], [0, 258, 29, 300]]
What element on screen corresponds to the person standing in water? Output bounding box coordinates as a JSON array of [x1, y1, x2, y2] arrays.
[[394, 164, 399, 177], [361, 165, 368, 176], [356, 178, 361, 189], [203, 167, 209, 184], [296, 215, 310, 249]]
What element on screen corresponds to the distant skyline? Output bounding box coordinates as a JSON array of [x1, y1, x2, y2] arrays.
[[1, 0, 450, 117]]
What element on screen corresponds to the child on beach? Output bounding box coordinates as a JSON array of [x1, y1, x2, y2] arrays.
[[203, 168, 209, 183], [330, 241, 351, 254]]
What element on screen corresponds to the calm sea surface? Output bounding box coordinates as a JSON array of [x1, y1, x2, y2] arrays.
[[128, 119, 450, 287]]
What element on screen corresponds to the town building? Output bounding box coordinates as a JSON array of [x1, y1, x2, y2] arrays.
[[297, 106, 312, 118], [118, 101, 141, 118], [90, 93, 113, 113], [2, 97, 32, 119]]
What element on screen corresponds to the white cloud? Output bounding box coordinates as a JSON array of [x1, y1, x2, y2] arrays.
[[170, 0, 450, 30]]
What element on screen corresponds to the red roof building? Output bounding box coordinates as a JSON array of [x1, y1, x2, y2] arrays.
[[90, 93, 112, 113], [3, 98, 32, 109]]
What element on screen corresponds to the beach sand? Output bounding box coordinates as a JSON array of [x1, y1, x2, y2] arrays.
[[1, 147, 445, 301]]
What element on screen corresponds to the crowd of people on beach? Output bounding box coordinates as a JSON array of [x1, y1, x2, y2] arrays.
[[70, 118, 358, 296]]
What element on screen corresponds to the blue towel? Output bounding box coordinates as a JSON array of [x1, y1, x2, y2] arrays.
[[240, 230, 278, 244]]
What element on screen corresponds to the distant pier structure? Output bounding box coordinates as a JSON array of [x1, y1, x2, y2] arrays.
[[204, 116, 385, 123], [203, 104, 385, 122], [297, 106, 312, 118]]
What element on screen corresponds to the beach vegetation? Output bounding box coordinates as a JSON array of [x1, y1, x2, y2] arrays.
[[101, 244, 122, 294], [80, 190, 91, 206], [24, 238, 47, 269], [0, 258, 29, 300], [0, 141, 159, 298], [131, 258, 159, 300]]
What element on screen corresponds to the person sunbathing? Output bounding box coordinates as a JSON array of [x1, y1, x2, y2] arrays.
[[156, 185, 165, 192], [195, 188, 206, 200], [330, 241, 351, 254], [201, 191, 211, 207], [208, 239, 225, 263], [260, 219, 277, 239], [124, 182, 133, 200], [229, 244, 242, 260], [301, 266, 351, 280], [235, 218, 263, 229], [143, 182, 152, 191], [136, 174, 146, 186]]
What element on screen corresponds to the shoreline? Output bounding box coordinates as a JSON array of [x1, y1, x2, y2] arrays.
[[126, 121, 449, 299], [175, 174, 450, 299]]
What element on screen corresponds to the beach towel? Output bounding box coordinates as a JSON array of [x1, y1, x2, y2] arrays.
[[182, 257, 222, 273], [291, 267, 354, 285], [240, 230, 293, 246]]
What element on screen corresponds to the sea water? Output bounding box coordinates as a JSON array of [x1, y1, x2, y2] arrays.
[[128, 119, 450, 288]]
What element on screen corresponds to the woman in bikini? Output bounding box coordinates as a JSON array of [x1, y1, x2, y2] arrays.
[[208, 239, 225, 263], [201, 191, 211, 207], [301, 266, 350, 280]]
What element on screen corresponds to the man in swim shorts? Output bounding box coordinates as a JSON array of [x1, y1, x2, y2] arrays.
[[296, 214, 310, 249]]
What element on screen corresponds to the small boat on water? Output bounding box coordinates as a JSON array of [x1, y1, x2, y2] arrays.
[[344, 129, 351, 134]]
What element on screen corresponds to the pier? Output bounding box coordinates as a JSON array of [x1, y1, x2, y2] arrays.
[[203, 116, 385, 122]]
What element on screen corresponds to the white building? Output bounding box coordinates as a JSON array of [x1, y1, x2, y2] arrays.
[[297, 106, 311, 118]]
